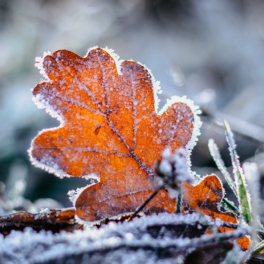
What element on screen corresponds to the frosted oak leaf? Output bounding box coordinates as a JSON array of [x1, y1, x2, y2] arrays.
[[29, 47, 201, 222]]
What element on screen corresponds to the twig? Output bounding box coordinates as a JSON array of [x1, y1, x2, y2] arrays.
[[0, 207, 77, 235], [127, 185, 163, 221]]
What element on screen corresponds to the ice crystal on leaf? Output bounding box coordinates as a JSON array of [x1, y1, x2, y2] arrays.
[[28, 47, 202, 222]]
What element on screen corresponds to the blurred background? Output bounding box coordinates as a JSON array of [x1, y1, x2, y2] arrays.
[[1, 0, 264, 217]]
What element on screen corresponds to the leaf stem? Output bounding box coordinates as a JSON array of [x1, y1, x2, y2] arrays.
[[176, 184, 182, 214], [127, 185, 163, 221]]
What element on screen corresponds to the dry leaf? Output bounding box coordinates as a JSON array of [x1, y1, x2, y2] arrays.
[[182, 175, 250, 250], [183, 175, 237, 224], [29, 47, 200, 221], [0, 208, 77, 235]]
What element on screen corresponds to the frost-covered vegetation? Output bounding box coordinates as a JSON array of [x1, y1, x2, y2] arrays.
[[1, 0, 264, 263]]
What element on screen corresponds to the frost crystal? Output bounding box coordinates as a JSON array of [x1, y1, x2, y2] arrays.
[[35, 51, 51, 80], [68, 187, 87, 206], [157, 148, 192, 193], [34, 208, 51, 220]]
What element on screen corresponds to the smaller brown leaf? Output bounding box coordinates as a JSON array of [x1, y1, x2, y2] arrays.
[[182, 175, 250, 250], [183, 175, 236, 223]]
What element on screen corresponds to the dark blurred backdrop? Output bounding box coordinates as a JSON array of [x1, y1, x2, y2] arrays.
[[1, 0, 264, 215]]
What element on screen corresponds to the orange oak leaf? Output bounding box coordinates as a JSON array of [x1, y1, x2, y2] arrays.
[[182, 175, 250, 250], [29, 47, 201, 222]]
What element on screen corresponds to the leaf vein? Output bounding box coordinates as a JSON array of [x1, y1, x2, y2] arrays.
[[54, 56, 155, 178], [130, 70, 137, 151], [35, 147, 131, 157]]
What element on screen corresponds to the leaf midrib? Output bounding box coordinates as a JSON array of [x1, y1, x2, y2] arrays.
[[53, 53, 155, 179]]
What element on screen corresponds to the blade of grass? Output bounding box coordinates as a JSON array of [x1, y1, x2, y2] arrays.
[[239, 163, 259, 263], [223, 119, 251, 223], [208, 139, 238, 198], [252, 241, 264, 257], [221, 198, 240, 216], [243, 163, 258, 242]]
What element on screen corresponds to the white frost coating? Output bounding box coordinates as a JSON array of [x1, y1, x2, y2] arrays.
[[172, 148, 190, 182], [82, 173, 99, 182], [103, 46, 122, 75], [67, 187, 87, 206], [158, 148, 192, 193], [136, 61, 162, 113], [85, 46, 123, 76], [68, 181, 98, 207], [85, 45, 98, 56], [32, 93, 64, 124], [67, 176, 99, 220], [35, 51, 51, 80], [162, 147, 171, 159], [107, 212, 223, 233], [28, 143, 70, 179], [160, 160, 172, 175], [30, 54, 70, 179], [34, 208, 51, 220], [0, 213, 249, 264]]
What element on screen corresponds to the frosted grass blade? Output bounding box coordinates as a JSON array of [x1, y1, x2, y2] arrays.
[[238, 163, 260, 263], [223, 120, 251, 223], [243, 163, 259, 243], [221, 198, 240, 216], [208, 139, 238, 198]]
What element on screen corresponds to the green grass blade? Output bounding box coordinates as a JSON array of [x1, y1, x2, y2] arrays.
[[223, 120, 251, 223], [208, 138, 238, 198], [221, 198, 240, 216], [252, 241, 264, 257]]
